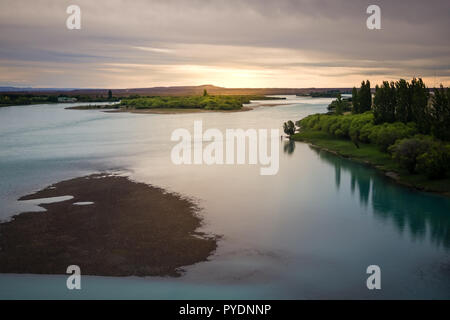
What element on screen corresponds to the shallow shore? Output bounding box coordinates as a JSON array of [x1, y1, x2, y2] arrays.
[[0, 173, 217, 277]]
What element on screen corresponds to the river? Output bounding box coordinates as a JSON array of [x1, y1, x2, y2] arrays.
[[0, 96, 449, 299]]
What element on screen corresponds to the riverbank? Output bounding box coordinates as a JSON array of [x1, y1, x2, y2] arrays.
[[292, 129, 450, 197], [0, 173, 217, 277]]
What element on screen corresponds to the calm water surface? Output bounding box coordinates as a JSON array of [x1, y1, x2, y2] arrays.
[[0, 96, 449, 299]]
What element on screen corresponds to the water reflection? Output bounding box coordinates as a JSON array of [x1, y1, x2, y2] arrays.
[[283, 140, 295, 155], [309, 146, 450, 250]]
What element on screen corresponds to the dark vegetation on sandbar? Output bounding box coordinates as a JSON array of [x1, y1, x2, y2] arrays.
[[119, 92, 283, 110], [68, 91, 285, 111], [0, 174, 217, 277]]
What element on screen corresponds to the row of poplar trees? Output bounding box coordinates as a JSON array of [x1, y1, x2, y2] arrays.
[[351, 78, 450, 141]]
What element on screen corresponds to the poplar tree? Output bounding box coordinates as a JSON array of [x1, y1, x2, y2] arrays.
[[373, 81, 396, 124], [359, 80, 372, 113], [431, 85, 450, 140], [394, 79, 412, 123], [410, 78, 430, 133]]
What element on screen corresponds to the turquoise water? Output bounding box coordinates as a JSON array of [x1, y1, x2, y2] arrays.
[[0, 97, 449, 299]]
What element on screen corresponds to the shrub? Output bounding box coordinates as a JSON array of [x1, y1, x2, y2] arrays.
[[369, 122, 417, 151], [349, 112, 374, 141], [390, 135, 450, 178], [298, 113, 417, 151], [334, 129, 345, 138], [416, 144, 450, 179], [338, 117, 352, 137], [389, 137, 432, 173], [359, 123, 375, 143], [322, 116, 338, 133]]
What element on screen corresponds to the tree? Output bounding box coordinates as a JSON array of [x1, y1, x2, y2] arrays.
[[430, 85, 450, 140], [283, 121, 296, 137], [394, 79, 412, 123], [389, 137, 431, 173], [373, 81, 396, 124], [335, 93, 344, 115], [351, 87, 359, 114], [359, 80, 372, 113], [410, 78, 430, 134], [203, 89, 208, 97], [417, 143, 450, 179], [108, 90, 113, 100]]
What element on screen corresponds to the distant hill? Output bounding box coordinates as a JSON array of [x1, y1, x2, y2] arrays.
[[0, 86, 34, 92], [0, 87, 77, 92], [0, 85, 352, 97]]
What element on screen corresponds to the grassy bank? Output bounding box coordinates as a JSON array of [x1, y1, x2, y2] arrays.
[[292, 129, 450, 196]]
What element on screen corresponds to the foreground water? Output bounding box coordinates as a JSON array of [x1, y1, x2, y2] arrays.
[[0, 97, 449, 299]]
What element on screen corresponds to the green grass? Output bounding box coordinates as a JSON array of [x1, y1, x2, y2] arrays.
[[292, 129, 450, 195]]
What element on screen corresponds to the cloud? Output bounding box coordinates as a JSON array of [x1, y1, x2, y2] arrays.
[[0, 0, 448, 87], [133, 46, 174, 54]]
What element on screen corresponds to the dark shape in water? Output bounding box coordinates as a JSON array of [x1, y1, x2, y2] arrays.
[[0, 174, 217, 277], [283, 140, 295, 155]]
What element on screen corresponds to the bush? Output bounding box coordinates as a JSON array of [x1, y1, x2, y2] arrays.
[[389, 136, 432, 173], [359, 123, 375, 143], [416, 144, 450, 179], [390, 135, 450, 178], [349, 112, 373, 141], [334, 129, 345, 138], [369, 122, 417, 151], [299, 113, 417, 151]]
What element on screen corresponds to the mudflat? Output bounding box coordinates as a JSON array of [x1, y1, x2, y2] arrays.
[[0, 174, 217, 277]]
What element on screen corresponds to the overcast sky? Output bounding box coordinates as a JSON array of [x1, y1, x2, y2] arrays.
[[0, 0, 449, 88]]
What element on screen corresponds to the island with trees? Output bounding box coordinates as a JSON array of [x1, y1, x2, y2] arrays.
[[284, 78, 450, 196], [68, 92, 284, 113]]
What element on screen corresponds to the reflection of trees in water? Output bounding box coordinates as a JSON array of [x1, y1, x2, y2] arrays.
[[321, 151, 371, 206], [335, 161, 341, 189], [311, 146, 450, 249], [283, 140, 295, 155]]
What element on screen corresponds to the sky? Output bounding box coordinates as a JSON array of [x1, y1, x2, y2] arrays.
[[0, 0, 449, 89]]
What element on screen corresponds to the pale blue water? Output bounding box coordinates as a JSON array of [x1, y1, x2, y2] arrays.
[[0, 97, 449, 299]]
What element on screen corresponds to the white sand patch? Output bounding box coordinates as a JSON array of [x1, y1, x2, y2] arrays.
[[73, 201, 94, 206]]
